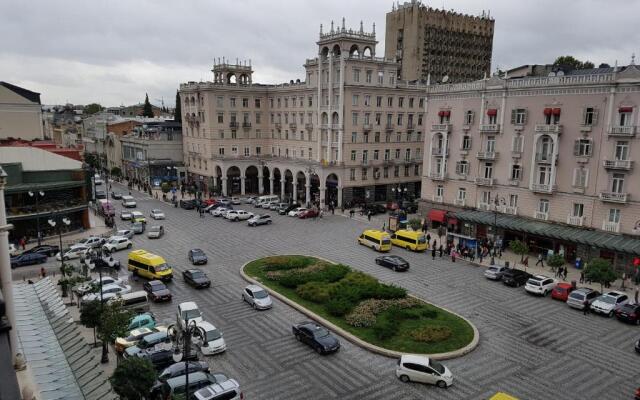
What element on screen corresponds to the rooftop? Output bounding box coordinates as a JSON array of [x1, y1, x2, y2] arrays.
[[0, 147, 83, 171], [0, 81, 41, 104]]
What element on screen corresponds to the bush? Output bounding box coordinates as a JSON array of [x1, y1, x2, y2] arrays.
[[408, 218, 423, 231], [326, 297, 354, 316], [409, 326, 452, 343], [345, 298, 420, 327], [296, 281, 332, 303], [373, 283, 407, 300], [372, 312, 401, 340], [420, 308, 439, 319], [262, 256, 312, 271], [274, 263, 350, 288]]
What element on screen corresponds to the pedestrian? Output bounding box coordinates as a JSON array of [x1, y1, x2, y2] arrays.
[[562, 266, 568, 280], [535, 253, 544, 267], [19, 237, 26, 250], [579, 270, 585, 284], [478, 248, 484, 264], [439, 244, 443, 258], [349, 209, 355, 218], [40, 267, 46, 278], [426, 233, 431, 243], [523, 256, 529, 269], [451, 249, 456, 262], [583, 300, 590, 315], [382, 222, 386, 231], [431, 245, 436, 260], [621, 273, 627, 290], [331, 206, 335, 215], [367, 211, 372, 222], [319, 210, 324, 219]]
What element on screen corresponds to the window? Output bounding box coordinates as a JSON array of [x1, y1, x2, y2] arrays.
[[509, 194, 518, 207], [462, 135, 472, 150], [352, 95, 359, 106], [573, 167, 588, 188], [308, 96, 313, 107], [366, 70, 372, 83], [364, 95, 371, 106], [217, 113, 224, 123], [455, 161, 469, 175], [483, 162, 493, 178], [384, 149, 390, 160], [486, 136, 496, 153], [404, 165, 410, 176], [242, 98, 249, 108], [572, 203, 584, 217], [219, 130, 224, 139], [375, 113, 381, 125], [376, 96, 382, 107], [619, 109, 632, 126], [231, 146, 238, 155], [244, 147, 250, 156], [373, 150, 379, 160], [582, 107, 597, 125], [457, 188, 466, 200], [464, 110, 474, 125], [277, 98, 281, 108], [409, 98, 414, 108], [350, 169, 356, 181], [230, 98, 236, 107], [394, 166, 399, 177], [364, 132, 369, 143], [537, 165, 550, 184], [488, 113, 497, 125], [255, 146, 261, 155], [361, 168, 368, 180], [350, 150, 356, 161], [611, 173, 625, 193], [512, 136, 523, 153], [574, 139, 592, 156], [353, 69, 360, 82], [419, 98, 424, 108], [436, 185, 444, 197], [255, 112, 261, 124], [216, 96, 223, 107], [374, 132, 380, 142], [608, 208, 621, 223], [389, 74, 395, 85], [405, 149, 411, 161], [383, 167, 389, 178], [481, 191, 491, 204], [395, 148, 401, 159], [377, 71, 384, 85], [352, 112, 358, 126], [511, 165, 522, 181], [351, 132, 357, 143], [362, 150, 368, 161], [218, 147, 224, 155], [615, 141, 629, 160], [414, 164, 420, 175], [308, 147, 312, 159], [511, 108, 527, 125], [364, 113, 371, 125], [398, 97, 404, 107], [538, 199, 550, 213], [417, 114, 423, 126], [397, 114, 403, 126], [269, 98, 274, 108]]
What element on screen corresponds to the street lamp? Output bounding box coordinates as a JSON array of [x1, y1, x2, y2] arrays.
[[28, 190, 45, 245], [84, 247, 110, 363], [490, 194, 507, 265], [167, 320, 207, 400], [47, 215, 71, 270]]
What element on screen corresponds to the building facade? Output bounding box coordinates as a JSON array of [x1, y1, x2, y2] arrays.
[[180, 22, 424, 206], [420, 65, 640, 270], [0, 82, 44, 141], [384, 1, 494, 83]]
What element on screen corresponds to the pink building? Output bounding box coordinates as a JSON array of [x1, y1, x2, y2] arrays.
[[421, 64, 640, 270]]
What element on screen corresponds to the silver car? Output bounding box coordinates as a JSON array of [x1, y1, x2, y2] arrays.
[[566, 287, 600, 310], [248, 214, 272, 227], [116, 229, 134, 239], [484, 265, 508, 280], [242, 285, 272, 310]]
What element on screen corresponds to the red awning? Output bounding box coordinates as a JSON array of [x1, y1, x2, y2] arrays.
[[447, 217, 458, 226], [543, 107, 553, 115], [443, 110, 451, 117], [438, 110, 445, 117], [619, 106, 633, 113], [428, 209, 446, 223], [552, 108, 561, 116], [487, 109, 497, 116]]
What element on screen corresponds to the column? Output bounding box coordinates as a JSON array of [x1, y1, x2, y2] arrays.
[[0, 167, 18, 365], [319, 186, 326, 209], [221, 177, 228, 196], [269, 178, 274, 195], [258, 174, 264, 195], [240, 175, 246, 196], [292, 182, 298, 203], [280, 179, 285, 200], [305, 184, 311, 206], [337, 186, 343, 208]]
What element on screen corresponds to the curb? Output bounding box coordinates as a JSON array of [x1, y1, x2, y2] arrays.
[[239, 255, 480, 360]]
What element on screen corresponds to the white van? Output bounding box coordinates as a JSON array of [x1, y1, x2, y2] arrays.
[[114, 290, 150, 313], [195, 321, 227, 355], [121, 195, 137, 208], [255, 195, 279, 208]]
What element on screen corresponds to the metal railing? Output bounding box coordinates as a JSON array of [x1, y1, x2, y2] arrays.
[[599, 192, 628, 203], [602, 159, 633, 170]]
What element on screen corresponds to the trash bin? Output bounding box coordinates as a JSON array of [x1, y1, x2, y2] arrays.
[[399, 220, 408, 229]]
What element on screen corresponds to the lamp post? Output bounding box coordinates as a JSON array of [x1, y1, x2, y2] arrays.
[[490, 194, 506, 265], [48, 215, 71, 270], [85, 247, 109, 363], [28, 190, 45, 245], [167, 319, 207, 400]]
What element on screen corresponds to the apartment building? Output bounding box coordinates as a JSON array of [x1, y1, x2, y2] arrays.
[[0, 81, 44, 141], [421, 65, 640, 269], [180, 21, 425, 207]]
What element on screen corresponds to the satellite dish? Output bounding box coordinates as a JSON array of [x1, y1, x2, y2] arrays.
[[442, 75, 450, 83]]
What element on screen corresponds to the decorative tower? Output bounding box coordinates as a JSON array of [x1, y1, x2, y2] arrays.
[[211, 57, 253, 86]]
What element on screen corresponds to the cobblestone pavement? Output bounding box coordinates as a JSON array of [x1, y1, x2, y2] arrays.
[[23, 183, 640, 399]]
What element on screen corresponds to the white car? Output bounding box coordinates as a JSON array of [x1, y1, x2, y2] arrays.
[[75, 276, 124, 296], [121, 195, 137, 208], [75, 236, 105, 249], [524, 275, 556, 296], [242, 285, 273, 310], [288, 207, 307, 217], [262, 201, 277, 209], [212, 207, 231, 217], [230, 197, 242, 205], [150, 209, 165, 220], [396, 354, 453, 388], [484, 265, 508, 280], [225, 210, 253, 221], [9, 243, 19, 256], [116, 229, 134, 239], [81, 283, 131, 304], [590, 291, 629, 317], [103, 236, 132, 252], [195, 321, 227, 355], [120, 210, 133, 220], [56, 245, 90, 261], [177, 302, 203, 330]]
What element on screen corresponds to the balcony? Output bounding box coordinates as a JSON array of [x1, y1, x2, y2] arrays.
[[476, 151, 498, 160], [361, 160, 369, 166], [363, 123, 373, 132], [602, 221, 620, 233], [431, 147, 448, 157], [289, 122, 297, 129], [432, 195, 444, 203], [531, 183, 556, 193], [407, 123, 415, 131], [475, 177, 494, 186], [431, 124, 451, 132], [599, 191, 628, 203], [275, 122, 282, 129], [477, 202, 491, 211], [479, 124, 500, 133], [534, 124, 563, 134], [567, 215, 584, 226], [454, 198, 466, 207], [502, 206, 518, 215], [242, 122, 252, 129], [535, 153, 555, 163], [331, 123, 341, 130], [385, 123, 395, 131], [508, 179, 520, 186], [429, 172, 447, 181], [305, 123, 314, 131], [229, 121, 239, 128], [603, 159, 633, 170], [534, 211, 549, 221], [607, 125, 636, 137], [511, 150, 522, 159]]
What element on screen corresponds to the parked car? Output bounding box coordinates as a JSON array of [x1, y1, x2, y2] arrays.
[[76, 236, 106, 249], [150, 209, 166, 220], [74, 276, 124, 296], [615, 303, 640, 325], [131, 211, 146, 223], [193, 378, 242, 400], [501, 269, 532, 287], [225, 210, 253, 221], [157, 361, 210, 383], [143, 280, 172, 302], [132, 221, 145, 234], [242, 284, 273, 310], [102, 236, 132, 252], [212, 207, 232, 217], [147, 225, 165, 239], [484, 265, 508, 280], [188, 249, 208, 265], [566, 287, 601, 310], [56, 245, 90, 261], [270, 202, 285, 211], [230, 197, 242, 205], [9, 243, 19, 257], [127, 312, 156, 332], [10, 252, 47, 268], [298, 209, 319, 219], [81, 283, 132, 304], [99, 254, 122, 269], [243, 196, 257, 204], [551, 282, 575, 301], [183, 269, 211, 288], [111, 191, 122, 199], [95, 190, 107, 199], [124, 331, 170, 358], [203, 203, 221, 213], [136, 343, 199, 370], [279, 203, 300, 215], [177, 302, 204, 330], [375, 255, 410, 271], [115, 327, 156, 354], [262, 200, 278, 209], [194, 321, 227, 355], [120, 210, 133, 220], [590, 291, 629, 317], [362, 204, 387, 215], [23, 244, 60, 257], [217, 199, 231, 206], [158, 372, 227, 399], [180, 199, 197, 210], [396, 354, 453, 388], [248, 214, 272, 227], [292, 321, 340, 354], [288, 207, 307, 217], [524, 275, 556, 296]]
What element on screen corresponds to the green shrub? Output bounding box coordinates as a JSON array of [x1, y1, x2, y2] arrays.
[[372, 312, 400, 340], [420, 308, 439, 319], [409, 326, 452, 343], [373, 284, 407, 300], [408, 218, 423, 231], [296, 281, 332, 303], [345, 298, 420, 327], [276, 263, 350, 288], [262, 256, 312, 271], [326, 297, 353, 316]]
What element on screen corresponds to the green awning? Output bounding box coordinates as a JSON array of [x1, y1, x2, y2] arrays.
[[6, 180, 86, 194], [455, 209, 640, 255]]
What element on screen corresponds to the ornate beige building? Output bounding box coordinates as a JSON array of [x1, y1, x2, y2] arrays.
[[384, 1, 494, 83], [180, 22, 426, 208]]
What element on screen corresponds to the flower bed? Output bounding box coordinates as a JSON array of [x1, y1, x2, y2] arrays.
[[244, 255, 474, 354]]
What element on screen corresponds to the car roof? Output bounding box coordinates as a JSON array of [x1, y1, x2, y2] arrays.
[[179, 301, 199, 311], [190, 248, 204, 253], [131, 327, 153, 336], [400, 354, 430, 365], [148, 280, 164, 285], [187, 268, 204, 274], [100, 283, 124, 290], [246, 284, 264, 291], [603, 291, 626, 297], [556, 282, 573, 288], [574, 287, 595, 293], [530, 275, 551, 280], [196, 321, 217, 331]]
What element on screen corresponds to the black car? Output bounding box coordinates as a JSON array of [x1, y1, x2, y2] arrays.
[[375, 255, 410, 271], [183, 269, 211, 288], [111, 191, 123, 199], [362, 204, 387, 215], [95, 190, 107, 199], [615, 303, 640, 325], [635, 338, 640, 354], [150, 361, 211, 396], [10, 252, 47, 268], [279, 203, 300, 215], [23, 244, 60, 257], [292, 321, 340, 354], [188, 249, 208, 265], [143, 280, 172, 302], [502, 269, 532, 287], [135, 344, 198, 370], [179, 199, 196, 210]]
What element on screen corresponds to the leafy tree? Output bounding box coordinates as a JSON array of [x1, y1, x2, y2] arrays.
[[598, 63, 611, 68], [584, 258, 617, 292], [110, 357, 157, 400], [97, 301, 134, 361], [84, 153, 98, 169], [160, 182, 171, 193], [547, 254, 565, 273], [84, 103, 103, 115], [509, 240, 529, 268], [80, 300, 101, 346], [142, 93, 154, 118], [553, 56, 594, 70], [110, 166, 122, 177], [408, 218, 422, 231], [174, 91, 182, 122]]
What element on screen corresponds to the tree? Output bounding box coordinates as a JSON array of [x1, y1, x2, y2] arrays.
[[80, 300, 101, 346], [142, 93, 154, 118], [547, 254, 565, 274], [84, 153, 98, 169], [110, 166, 122, 177], [509, 240, 529, 269], [553, 56, 595, 70], [110, 357, 158, 400], [174, 91, 182, 122], [161, 182, 171, 194], [584, 258, 617, 292], [97, 301, 134, 362], [84, 103, 103, 115], [408, 218, 422, 231]]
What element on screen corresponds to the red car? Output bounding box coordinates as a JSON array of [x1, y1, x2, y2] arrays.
[[202, 198, 217, 206], [298, 209, 319, 219], [551, 282, 574, 301]]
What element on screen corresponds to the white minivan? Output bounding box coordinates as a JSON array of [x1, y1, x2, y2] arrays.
[[396, 355, 453, 388], [195, 321, 227, 355], [255, 195, 279, 208], [121, 195, 137, 208]]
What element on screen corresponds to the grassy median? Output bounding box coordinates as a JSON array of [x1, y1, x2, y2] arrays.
[[244, 255, 474, 354]]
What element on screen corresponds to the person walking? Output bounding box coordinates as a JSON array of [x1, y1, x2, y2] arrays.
[[349, 209, 355, 218], [19, 237, 26, 250], [562, 266, 568, 280], [583, 299, 590, 316], [620, 273, 627, 290], [431, 245, 436, 260], [426, 233, 431, 243], [438, 244, 443, 258], [367, 211, 372, 222], [579, 270, 585, 284], [523, 256, 529, 269], [535, 253, 544, 267], [40, 267, 46, 278]]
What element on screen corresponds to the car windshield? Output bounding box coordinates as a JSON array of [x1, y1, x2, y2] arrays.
[[133, 222, 143, 228], [183, 309, 201, 320], [528, 280, 541, 286], [381, 238, 391, 245], [151, 282, 167, 291], [569, 292, 584, 300], [205, 329, 222, 341], [313, 327, 330, 338], [429, 359, 446, 374], [254, 290, 268, 299], [599, 296, 616, 304], [153, 210, 161, 213], [417, 236, 426, 244], [154, 263, 170, 272], [150, 226, 161, 232], [191, 271, 205, 279]]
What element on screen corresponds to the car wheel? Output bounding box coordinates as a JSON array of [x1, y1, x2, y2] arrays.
[[315, 346, 323, 354], [295, 334, 301, 342], [436, 380, 447, 388], [253, 303, 257, 310], [127, 243, 132, 249], [234, 217, 239, 222], [393, 266, 397, 272], [268, 220, 272, 224], [399, 375, 410, 383], [608, 311, 614, 318]]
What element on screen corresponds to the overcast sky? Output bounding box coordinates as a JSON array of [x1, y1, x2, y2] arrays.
[[1, 0, 637, 107]]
